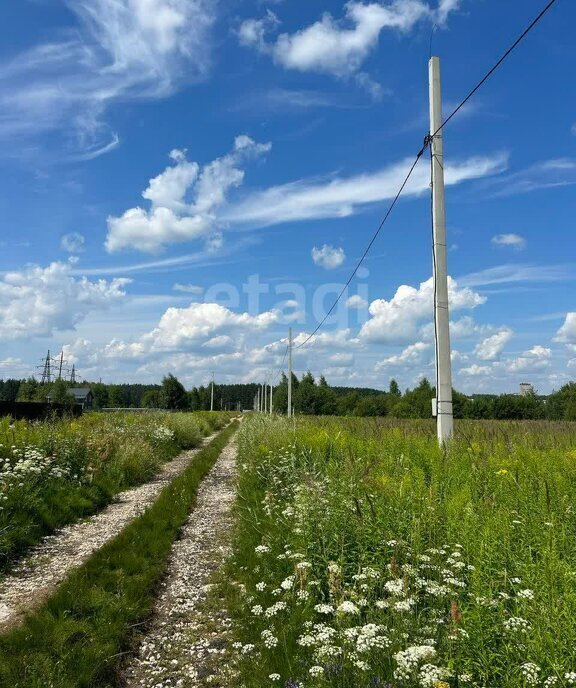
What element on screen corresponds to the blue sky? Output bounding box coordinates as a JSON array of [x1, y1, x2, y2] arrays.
[[0, 0, 574, 393]]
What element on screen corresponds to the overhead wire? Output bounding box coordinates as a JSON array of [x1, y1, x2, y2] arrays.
[[295, 0, 560, 351]]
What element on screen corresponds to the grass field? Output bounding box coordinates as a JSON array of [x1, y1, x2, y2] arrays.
[[223, 416, 576, 688], [0, 411, 233, 570]]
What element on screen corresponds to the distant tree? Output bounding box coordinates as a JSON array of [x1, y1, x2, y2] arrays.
[[107, 385, 125, 408], [16, 377, 40, 401], [319, 375, 328, 388], [91, 383, 109, 410], [49, 379, 75, 406], [389, 379, 401, 397], [160, 374, 187, 410], [0, 379, 21, 402], [142, 389, 162, 409]]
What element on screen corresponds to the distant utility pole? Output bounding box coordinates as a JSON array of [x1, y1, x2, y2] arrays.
[[70, 364, 76, 384], [58, 351, 64, 380], [429, 56, 454, 444], [269, 384, 273, 415], [262, 383, 266, 413], [210, 371, 215, 411], [257, 387, 260, 412], [287, 327, 293, 418]]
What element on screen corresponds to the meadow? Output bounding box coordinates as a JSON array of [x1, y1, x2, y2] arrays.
[[224, 415, 576, 688], [0, 410, 232, 570]]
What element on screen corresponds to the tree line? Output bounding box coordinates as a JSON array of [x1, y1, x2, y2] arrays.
[[1, 374, 575, 421]]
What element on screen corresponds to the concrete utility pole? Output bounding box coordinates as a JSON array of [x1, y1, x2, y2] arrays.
[[256, 387, 260, 412], [210, 371, 214, 411], [262, 383, 266, 413], [269, 384, 273, 415], [287, 327, 293, 417], [429, 56, 454, 444]]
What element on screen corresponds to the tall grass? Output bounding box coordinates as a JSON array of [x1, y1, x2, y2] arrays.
[[0, 419, 239, 687], [223, 416, 576, 688], [0, 411, 233, 571]]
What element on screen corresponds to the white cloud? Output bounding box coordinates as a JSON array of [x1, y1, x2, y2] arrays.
[[459, 364, 492, 377], [329, 352, 355, 367], [360, 276, 485, 344], [227, 153, 507, 228], [491, 233, 526, 250], [105, 137, 271, 253], [555, 313, 576, 344], [61, 232, 86, 253], [459, 263, 575, 288], [0, 262, 128, 340], [0, 0, 216, 156], [145, 302, 279, 351], [346, 294, 368, 309], [506, 345, 551, 373], [376, 341, 431, 370], [474, 328, 513, 360], [311, 244, 346, 269], [486, 158, 576, 197], [173, 283, 204, 294], [239, 0, 460, 91]]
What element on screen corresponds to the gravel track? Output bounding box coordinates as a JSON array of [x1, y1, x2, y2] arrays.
[[0, 428, 224, 631], [123, 436, 237, 688]]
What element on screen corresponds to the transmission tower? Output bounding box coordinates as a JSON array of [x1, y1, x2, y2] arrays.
[[40, 350, 52, 385], [70, 364, 76, 384]]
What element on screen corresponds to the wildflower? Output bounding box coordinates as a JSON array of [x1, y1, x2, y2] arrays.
[[256, 582, 266, 591], [544, 677, 558, 687], [269, 674, 281, 681], [241, 643, 255, 654], [255, 545, 270, 555], [336, 601, 359, 614], [517, 589, 534, 600], [281, 576, 295, 590], [565, 673, 576, 685], [261, 629, 279, 648], [314, 603, 334, 614], [309, 666, 324, 677], [393, 597, 415, 612], [251, 605, 264, 616], [384, 579, 404, 596], [495, 469, 508, 476], [521, 663, 540, 686], [394, 646, 436, 681], [503, 616, 531, 633]]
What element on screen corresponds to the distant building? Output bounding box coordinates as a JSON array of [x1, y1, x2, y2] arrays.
[[48, 386, 93, 409], [519, 383, 534, 396]]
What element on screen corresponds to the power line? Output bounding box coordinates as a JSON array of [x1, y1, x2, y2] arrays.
[[296, 0, 560, 350], [434, 0, 559, 137]]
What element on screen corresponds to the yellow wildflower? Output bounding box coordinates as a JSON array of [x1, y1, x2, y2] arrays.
[[496, 469, 508, 476]]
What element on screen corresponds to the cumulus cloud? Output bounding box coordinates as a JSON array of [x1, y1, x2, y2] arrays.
[[0, 0, 216, 157], [474, 328, 513, 360], [238, 0, 461, 94], [491, 233, 526, 250], [311, 244, 346, 269], [376, 341, 432, 370], [360, 276, 485, 344], [555, 312, 576, 343], [0, 261, 128, 340], [61, 232, 86, 253], [346, 294, 368, 309], [105, 136, 271, 253], [144, 302, 279, 351], [506, 345, 551, 373]]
